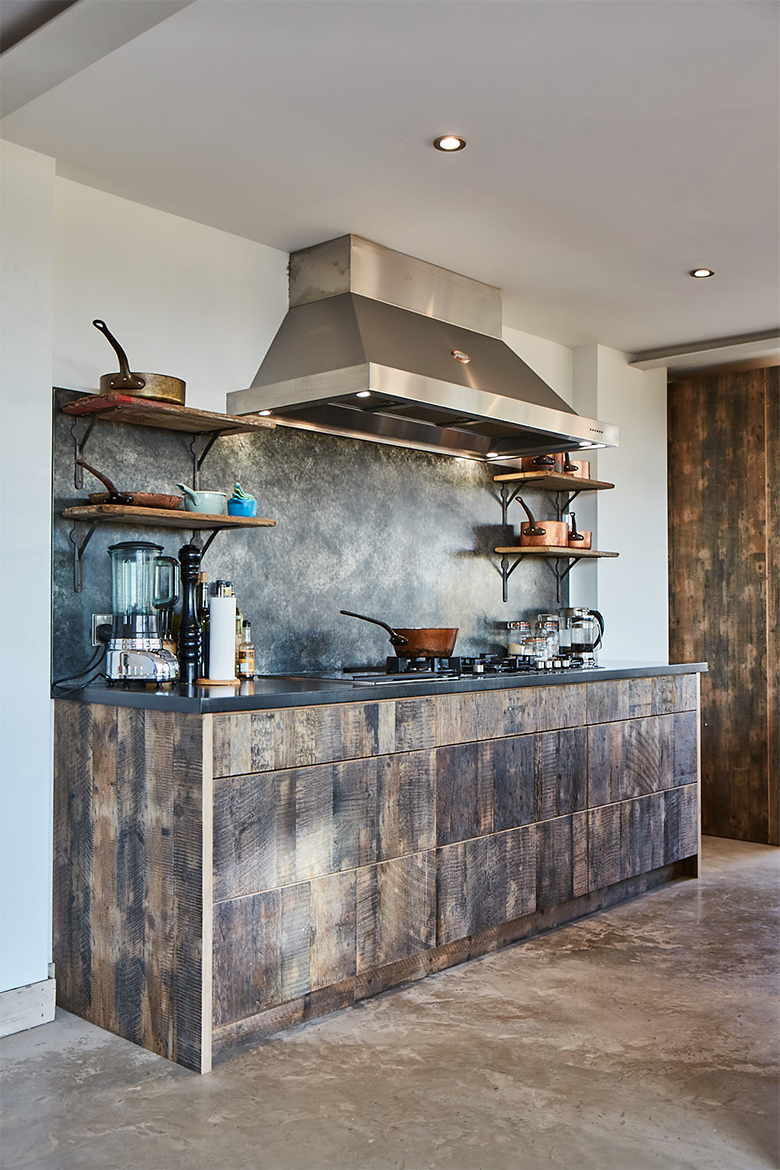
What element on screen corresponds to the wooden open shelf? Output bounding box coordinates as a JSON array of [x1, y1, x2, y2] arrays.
[[493, 470, 614, 491], [494, 545, 617, 559], [61, 393, 274, 436], [63, 504, 275, 530]]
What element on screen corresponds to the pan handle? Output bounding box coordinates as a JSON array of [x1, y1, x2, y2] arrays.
[[339, 610, 409, 647], [75, 458, 133, 505], [93, 319, 146, 391]]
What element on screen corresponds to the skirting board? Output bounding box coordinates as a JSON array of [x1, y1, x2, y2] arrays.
[[0, 976, 56, 1038]]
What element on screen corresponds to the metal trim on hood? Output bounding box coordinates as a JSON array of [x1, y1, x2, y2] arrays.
[[227, 236, 617, 461]]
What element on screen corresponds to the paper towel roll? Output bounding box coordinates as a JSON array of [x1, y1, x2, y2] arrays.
[[209, 594, 237, 681]]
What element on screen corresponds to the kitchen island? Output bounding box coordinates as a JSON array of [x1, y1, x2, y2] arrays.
[[53, 662, 705, 1073]]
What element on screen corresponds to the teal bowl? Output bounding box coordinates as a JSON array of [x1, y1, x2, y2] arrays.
[[227, 497, 258, 517]]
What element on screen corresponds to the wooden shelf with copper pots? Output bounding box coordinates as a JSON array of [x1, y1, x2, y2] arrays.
[[492, 459, 617, 602]]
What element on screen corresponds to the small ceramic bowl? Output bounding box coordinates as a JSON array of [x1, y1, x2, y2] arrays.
[[182, 491, 226, 514], [227, 497, 258, 517]]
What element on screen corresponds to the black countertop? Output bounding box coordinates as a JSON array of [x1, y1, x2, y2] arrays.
[[54, 662, 708, 713]]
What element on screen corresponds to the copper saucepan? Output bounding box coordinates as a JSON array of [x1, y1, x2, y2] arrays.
[[517, 498, 569, 547], [340, 610, 458, 658], [93, 319, 186, 405]]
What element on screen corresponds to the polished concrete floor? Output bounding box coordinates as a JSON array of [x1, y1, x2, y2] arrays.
[[1, 836, 778, 1170]]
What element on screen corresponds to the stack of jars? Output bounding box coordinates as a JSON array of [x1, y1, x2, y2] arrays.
[[507, 615, 560, 663]]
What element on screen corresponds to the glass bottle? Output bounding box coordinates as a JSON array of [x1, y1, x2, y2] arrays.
[[237, 620, 255, 679]]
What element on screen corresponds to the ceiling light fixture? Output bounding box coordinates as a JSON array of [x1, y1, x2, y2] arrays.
[[356, 391, 371, 398], [433, 135, 466, 152], [690, 268, 715, 278]]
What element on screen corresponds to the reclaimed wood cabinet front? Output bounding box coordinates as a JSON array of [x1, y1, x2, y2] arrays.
[[53, 673, 700, 1072]]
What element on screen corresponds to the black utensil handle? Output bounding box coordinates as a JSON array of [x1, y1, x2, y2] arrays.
[[517, 496, 546, 536], [93, 319, 146, 390], [339, 610, 409, 646], [178, 544, 201, 686]]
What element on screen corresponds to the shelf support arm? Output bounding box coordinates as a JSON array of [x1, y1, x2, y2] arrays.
[[71, 418, 96, 489], [499, 482, 523, 527], [69, 522, 98, 593], [190, 432, 222, 489], [499, 553, 526, 603]]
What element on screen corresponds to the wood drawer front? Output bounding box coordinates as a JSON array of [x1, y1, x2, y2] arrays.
[[434, 684, 586, 746], [435, 727, 587, 847], [588, 711, 698, 807], [587, 786, 698, 892], [213, 749, 436, 902], [213, 852, 437, 1027], [212, 697, 436, 778], [586, 674, 698, 724]]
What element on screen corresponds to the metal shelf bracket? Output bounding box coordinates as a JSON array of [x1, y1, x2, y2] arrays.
[[69, 522, 98, 593], [71, 418, 96, 489], [499, 553, 526, 604], [190, 432, 222, 489]]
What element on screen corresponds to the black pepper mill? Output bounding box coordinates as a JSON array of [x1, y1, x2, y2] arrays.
[[178, 543, 202, 686]]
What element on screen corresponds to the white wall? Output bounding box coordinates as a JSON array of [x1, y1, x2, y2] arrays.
[[571, 344, 669, 662], [0, 142, 56, 994], [503, 324, 574, 406], [53, 180, 288, 412]]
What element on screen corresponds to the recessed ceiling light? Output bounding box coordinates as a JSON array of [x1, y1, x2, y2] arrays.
[[258, 410, 272, 416], [433, 135, 466, 152], [690, 268, 715, 278], [356, 391, 371, 398]]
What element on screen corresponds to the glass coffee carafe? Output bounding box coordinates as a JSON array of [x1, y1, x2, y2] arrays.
[[106, 541, 180, 681], [558, 607, 605, 666]]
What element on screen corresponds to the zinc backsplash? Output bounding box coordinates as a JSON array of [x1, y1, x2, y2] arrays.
[[51, 388, 564, 681]]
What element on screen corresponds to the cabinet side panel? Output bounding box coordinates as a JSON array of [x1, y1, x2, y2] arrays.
[[53, 703, 205, 1072]]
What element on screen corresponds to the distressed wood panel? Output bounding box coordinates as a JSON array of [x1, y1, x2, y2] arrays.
[[434, 684, 586, 746], [212, 870, 357, 1027], [212, 699, 437, 778], [53, 702, 205, 1072], [435, 741, 495, 846], [213, 861, 686, 1065], [436, 825, 537, 945], [587, 713, 698, 807], [437, 728, 587, 847], [212, 890, 281, 1027], [587, 675, 699, 725], [214, 750, 436, 901], [357, 853, 436, 972], [536, 813, 589, 909], [669, 367, 778, 843], [376, 750, 436, 861], [588, 786, 698, 892]]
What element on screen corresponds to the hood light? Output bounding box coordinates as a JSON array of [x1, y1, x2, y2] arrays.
[[690, 268, 715, 278], [258, 410, 272, 416], [356, 391, 371, 398], [452, 349, 471, 363], [434, 135, 466, 152]]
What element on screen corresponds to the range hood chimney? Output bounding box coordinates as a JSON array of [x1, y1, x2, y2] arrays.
[[227, 235, 617, 462]]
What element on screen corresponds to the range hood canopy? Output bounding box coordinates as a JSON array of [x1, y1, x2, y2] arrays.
[[227, 235, 617, 462]]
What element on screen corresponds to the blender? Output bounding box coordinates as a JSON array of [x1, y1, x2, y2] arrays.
[[105, 541, 181, 682]]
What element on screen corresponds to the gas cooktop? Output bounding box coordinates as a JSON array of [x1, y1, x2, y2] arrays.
[[333, 654, 600, 685]]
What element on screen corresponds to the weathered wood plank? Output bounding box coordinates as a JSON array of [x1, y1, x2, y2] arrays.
[[357, 853, 436, 972], [588, 715, 678, 806], [212, 890, 282, 1027], [435, 741, 494, 846], [434, 684, 586, 746], [212, 698, 436, 778], [587, 680, 630, 725], [376, 750, 436, 861], [669, 367, 776, 843], [53, 703, 206, 1072], [536, 814, 588, 910], [436, 825, 536, 944], [308, 870, 357, 991]]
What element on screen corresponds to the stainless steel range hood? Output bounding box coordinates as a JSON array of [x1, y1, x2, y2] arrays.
[[227, 235, 617, 461]]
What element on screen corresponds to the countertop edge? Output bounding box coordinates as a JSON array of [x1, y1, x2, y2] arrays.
[[53, 662, 708, 712]]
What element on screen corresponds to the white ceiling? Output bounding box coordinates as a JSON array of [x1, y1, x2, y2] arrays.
[[2, 0, 779, 352]]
